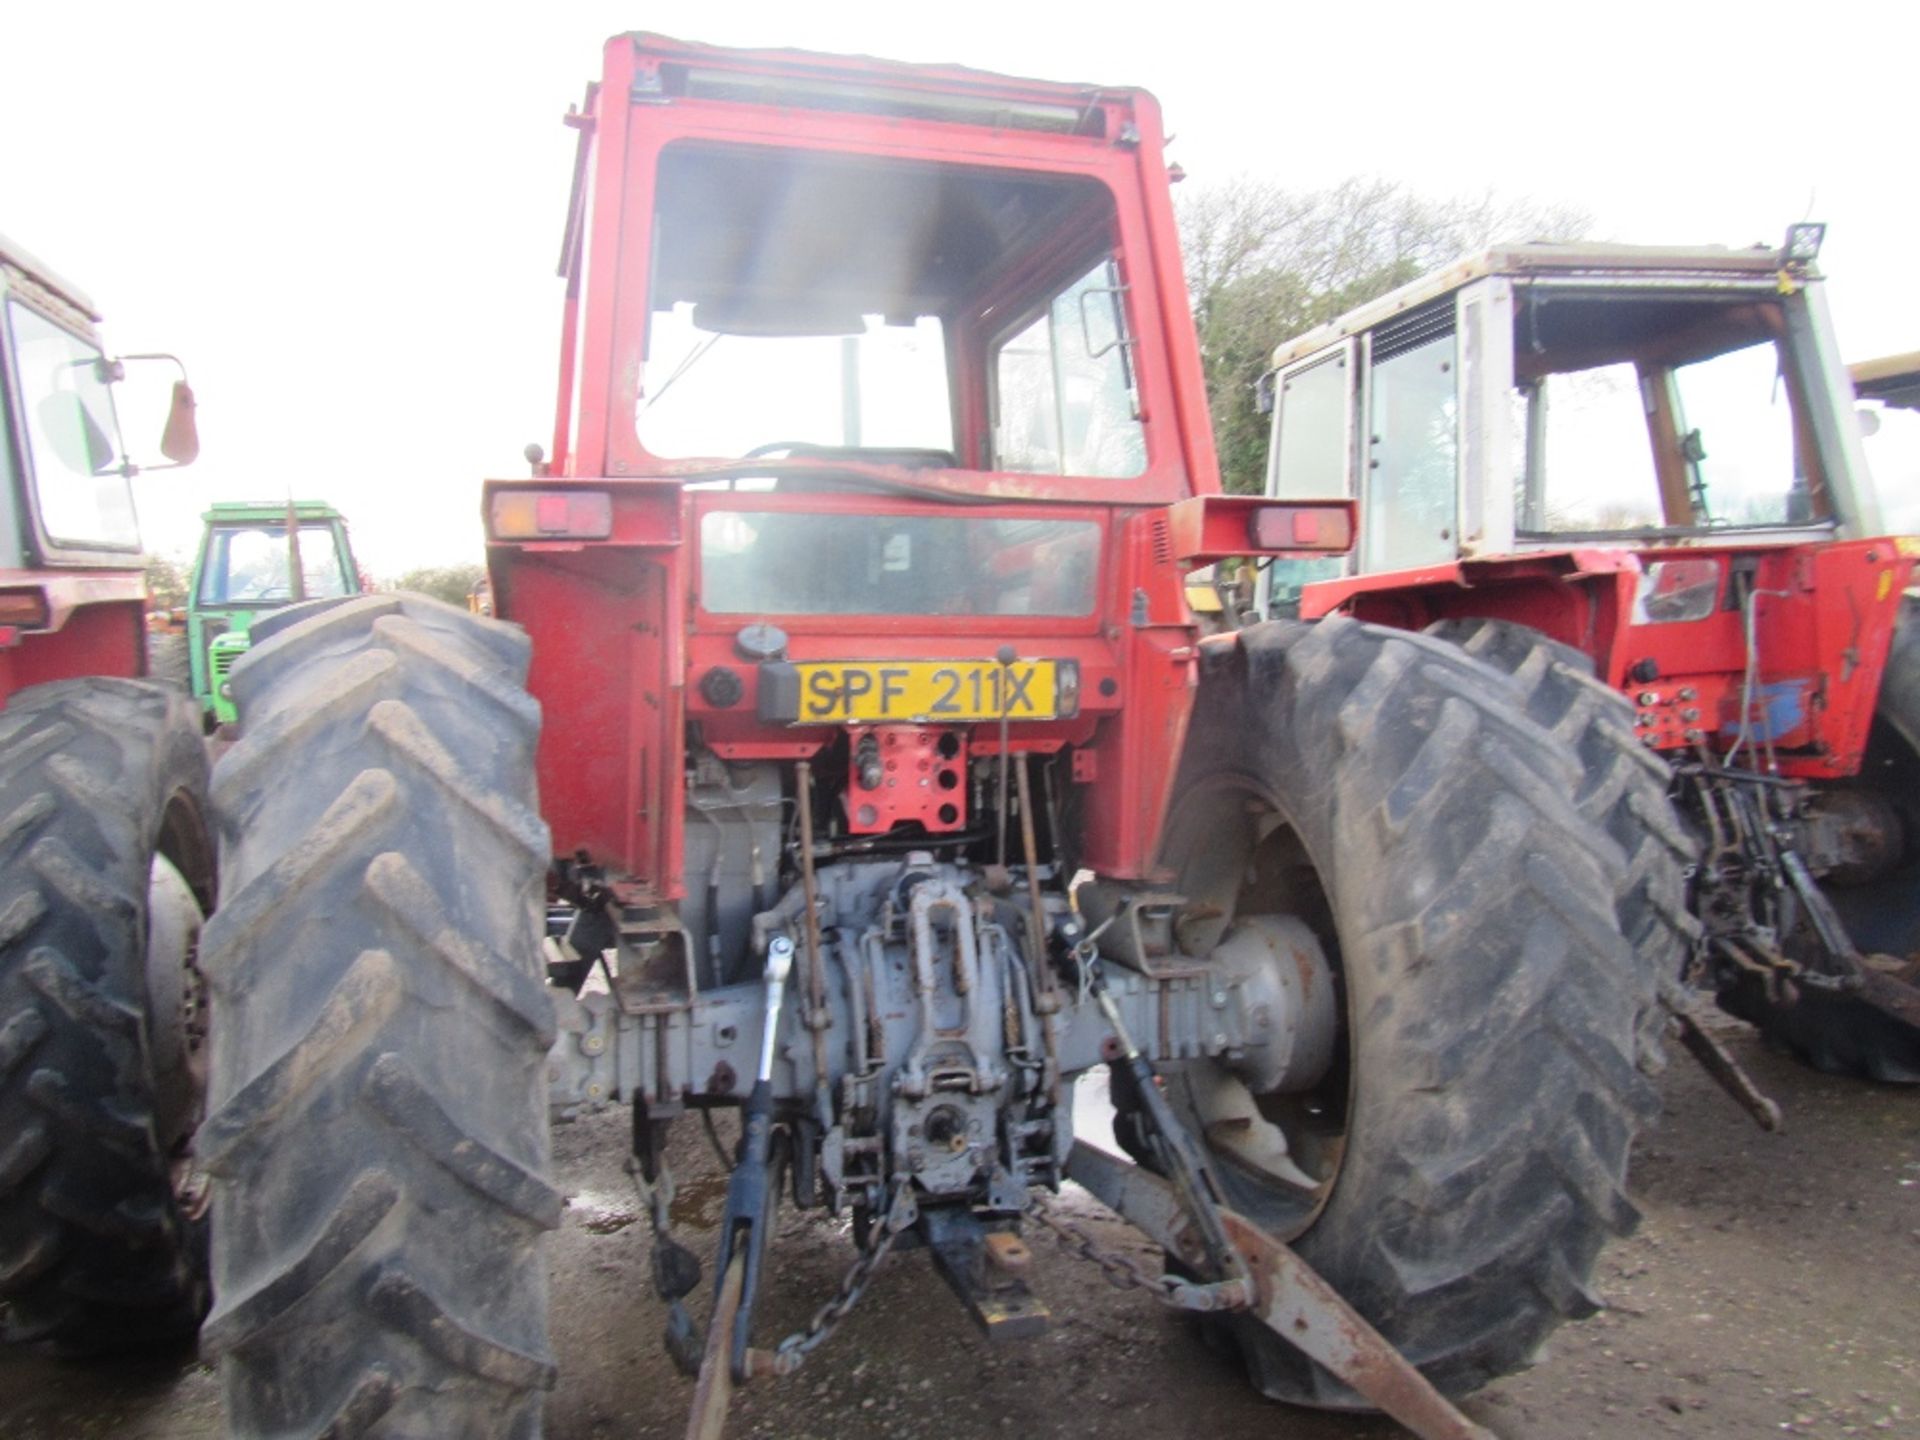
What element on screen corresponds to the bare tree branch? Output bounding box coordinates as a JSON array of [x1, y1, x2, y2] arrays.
[[1177, 175, 1591, 492]]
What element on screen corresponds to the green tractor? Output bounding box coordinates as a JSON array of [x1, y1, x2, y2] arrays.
[[186, 500, 361, 724]]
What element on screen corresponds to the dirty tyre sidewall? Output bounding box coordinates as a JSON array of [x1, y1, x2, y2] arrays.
[[1825, 592, 1920, 960], [1424, 616, 1698, 1069], [0, 677, 213, 1352], [1176, 619, 1656, 1405], [1749, 593, 1920, 1079], [201, 593, 559, 1438]]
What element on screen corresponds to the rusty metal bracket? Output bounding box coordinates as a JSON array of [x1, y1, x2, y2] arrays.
[[1670, 998, 1783, 1132], [922, 1205, 1050, 1341], [686, 1252, 745, 1440], [1064, 1141, 1495, 1440]]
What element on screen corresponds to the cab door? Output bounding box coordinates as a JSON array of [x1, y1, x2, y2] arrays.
[[1259, 339, 1355, 614]]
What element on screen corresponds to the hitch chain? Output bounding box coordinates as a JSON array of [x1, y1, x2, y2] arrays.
[[764, 1176, 914, 1377], [1025, 1189, 1248, 1313], [633, 1152, 914, 1382]]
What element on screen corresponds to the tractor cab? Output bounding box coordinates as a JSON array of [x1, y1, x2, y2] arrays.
[[187, 500, 360, 723], [1260, 234, 1920, 1095], [1258, 232, 1911, 771], [1258, 230, 1887, 615], [490, 34, 1351, 917], [0, 232, 197, 700]]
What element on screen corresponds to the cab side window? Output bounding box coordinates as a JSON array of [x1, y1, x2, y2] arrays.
[[993, 258, 1145, 479]]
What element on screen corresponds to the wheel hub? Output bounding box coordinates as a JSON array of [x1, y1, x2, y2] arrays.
[[1207, 914, 1338, 1096], [143, 852, 208, 1152]]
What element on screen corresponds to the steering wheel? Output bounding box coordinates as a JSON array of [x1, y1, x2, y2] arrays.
[[739, 440, 825, 460]]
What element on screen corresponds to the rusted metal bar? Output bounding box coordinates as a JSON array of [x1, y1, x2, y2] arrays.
[[792, 761, 832, 1120], [1216, 1211, 1496, 1440], [1065, 1141, 1496, 1440], [1672, 1003, 1783, 1131], [686, 1252, 746, 1440], [1015, 755, 1051, 990], [1013, 754, 1064, 1107]]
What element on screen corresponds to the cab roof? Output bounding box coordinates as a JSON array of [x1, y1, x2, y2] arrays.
[[1850, 351, 1920, 411], [0, 231, 101, 322], [1269, 240, 1800, 372], [202, 501, 347, 523], [618, 31, 1139, 127]]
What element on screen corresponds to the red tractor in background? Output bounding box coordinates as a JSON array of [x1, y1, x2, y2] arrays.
[[1256, 232, 1920, 1100], [0, 235, 214, 1352], [201, 36, 1666, 1440]]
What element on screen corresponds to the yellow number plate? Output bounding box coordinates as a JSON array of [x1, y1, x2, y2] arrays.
[[792, 660, 1063, 725]]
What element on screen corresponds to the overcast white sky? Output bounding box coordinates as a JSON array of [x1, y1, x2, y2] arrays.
[[5, 0, 1916, 576]]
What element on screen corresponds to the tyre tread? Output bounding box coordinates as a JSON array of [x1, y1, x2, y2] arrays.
[[206, 593, 555, 1438], [1427, 618, 1697, 1072], [0, 679, 211, 1352], [1182, 617, 1656, 1403]]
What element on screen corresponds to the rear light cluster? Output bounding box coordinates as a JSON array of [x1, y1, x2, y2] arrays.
[[0, 590, 50, 628], [1165, 494, 1357, 566], [489, 490, 613, 541], [1247, 504, 1352, 552]]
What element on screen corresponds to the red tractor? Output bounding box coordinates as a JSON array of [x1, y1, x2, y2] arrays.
[[200, 37, 1666, 1439], [1256, 233, 1920, 1099], [0, 234, 214, 1351]]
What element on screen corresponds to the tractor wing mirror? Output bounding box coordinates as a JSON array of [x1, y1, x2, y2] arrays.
[[116, 354, 200, 471], [160, 380, 199, 465]]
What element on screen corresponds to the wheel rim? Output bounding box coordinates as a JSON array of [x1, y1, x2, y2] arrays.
[[1155, 770, 1352, 1242], [144, 851, 209, 1156]]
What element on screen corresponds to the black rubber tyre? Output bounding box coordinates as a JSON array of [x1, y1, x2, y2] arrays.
[[1730, 594, 1920, 1080], [1425, 617, 1699, 1067], [0, 678, 215, 1352], [1163, 618, 1657, 1406], [199, 594, 560, 1438], [1823, 594, 1920, 961]]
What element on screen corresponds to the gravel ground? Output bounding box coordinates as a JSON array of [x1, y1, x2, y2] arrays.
[[3, 1017, 1915, 1439]]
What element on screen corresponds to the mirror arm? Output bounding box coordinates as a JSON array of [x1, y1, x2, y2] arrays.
[[116, 351, 192, 381]]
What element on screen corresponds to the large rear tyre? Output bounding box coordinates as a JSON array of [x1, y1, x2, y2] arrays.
[[1821, 593, 1920, 962], [0, 678, 215, 1352], [1424, 617, 1698, 1065], [200, 594, 560, 1438], [1729, 594, 1920, 1080], [1161, 618, 1657, 1406]]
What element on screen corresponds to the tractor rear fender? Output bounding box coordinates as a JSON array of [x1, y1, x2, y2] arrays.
[[0, 590, 148, 707], [1298, 549, 1642, 686], [1301, 538, 1917, 776]]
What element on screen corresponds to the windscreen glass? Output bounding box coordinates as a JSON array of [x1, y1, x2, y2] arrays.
[[642, 311, 952, 459], [1514, 364, 1664, 531], [1672, 342, 1803, 525], [640, 142, 1131, 478], [6, 301, 139, 550], [700, 511, 1099, 616], [1512, 292, 1821, 534], [198, 523, 352, 605]]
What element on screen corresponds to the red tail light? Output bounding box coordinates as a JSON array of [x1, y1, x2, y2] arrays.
[[1247, 503, 1353, 553], [1165, 495, 1357, 564], [0, 590, 51, 628], [489, 490, 613, 540]]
